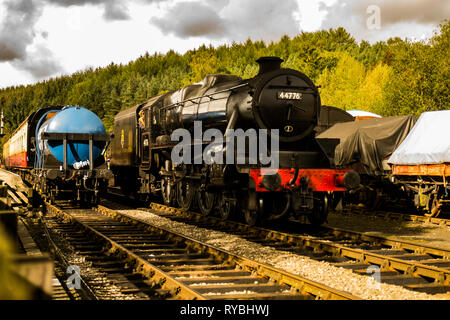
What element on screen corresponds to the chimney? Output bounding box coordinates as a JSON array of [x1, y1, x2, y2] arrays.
[[256, 57, 284, 75]]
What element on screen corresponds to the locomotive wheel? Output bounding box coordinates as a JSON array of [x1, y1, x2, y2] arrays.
[[218, 192, 236, 221], [244, 197, 263, 226], [177, 179, 195, 211], [161, 177, 176, 206], [266, 193, 291, 221], [197, 188, 215, 216], [307, 193, 329, 226]]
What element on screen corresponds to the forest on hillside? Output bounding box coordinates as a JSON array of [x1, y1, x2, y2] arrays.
[[0, 21, 448, 140]]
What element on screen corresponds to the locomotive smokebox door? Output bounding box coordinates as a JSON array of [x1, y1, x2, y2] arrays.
[[251, 57, 320, 143]]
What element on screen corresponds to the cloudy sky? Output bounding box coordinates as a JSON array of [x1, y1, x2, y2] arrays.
[[0, 0, 448, 89]]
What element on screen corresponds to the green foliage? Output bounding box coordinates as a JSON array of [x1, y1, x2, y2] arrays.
[[317, 51, 366, 109], [318, 51, 393, 114], [0, 21, 448, 147], [381, 21, 450, 117], [357, 63, 392, 115]]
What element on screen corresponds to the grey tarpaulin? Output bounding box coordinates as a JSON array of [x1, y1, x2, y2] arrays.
[[388, 110, 450, 165], [316, 115, 417, 173]]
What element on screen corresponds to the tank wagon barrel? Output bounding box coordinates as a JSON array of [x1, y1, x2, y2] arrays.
[[39, 132, 110, 171]]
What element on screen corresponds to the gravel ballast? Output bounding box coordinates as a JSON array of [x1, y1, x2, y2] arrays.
[[116, 208, 446, 300], [327, 210, 450, 250]]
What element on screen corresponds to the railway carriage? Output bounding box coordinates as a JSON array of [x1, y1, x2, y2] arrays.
[[8, 120, 28, 167], [110, 57, 359, 225], [3, 139, 10, 167], [2, 105, 112, 205], [389, 110, 450, 217]]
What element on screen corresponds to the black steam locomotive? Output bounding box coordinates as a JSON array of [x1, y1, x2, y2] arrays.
[[110, 57, 359, 225]]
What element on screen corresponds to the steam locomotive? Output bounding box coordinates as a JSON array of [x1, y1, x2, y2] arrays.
[[110, 57, 359, 225], [2, 106, 112, 206]]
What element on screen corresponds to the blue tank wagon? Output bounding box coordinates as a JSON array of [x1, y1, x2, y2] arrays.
[[3, 106, 112, 206]]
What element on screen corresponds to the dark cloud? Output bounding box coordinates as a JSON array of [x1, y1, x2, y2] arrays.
[[0, 43, 20, 61], [44, 0, 131, 21], [0, 0, 64, 79], [0, 0, 41, 61], [375, 0, 449, 25], [151, 0, 300, 42], [44, 0, 169, 21], [221, 0, 300, 42], [45, 0, 100, 5], [0, 0, 164, 81], [320, 0, 450, 41], [151, 2, 227, 38], [0, 0, 144, 80], [12, 45, 64, 79], [103, 1, 130, 21]]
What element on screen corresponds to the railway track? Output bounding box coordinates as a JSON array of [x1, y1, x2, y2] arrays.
[[116, 201, 450, 296], [25, 205, 173, 300], [333, 207, 450, 228], [17, 217, 72, 300], [42, 201, 358, 300]]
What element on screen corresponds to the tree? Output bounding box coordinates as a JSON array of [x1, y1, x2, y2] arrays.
[[317, 51, 366, 110], [0, 21, 448, 143]]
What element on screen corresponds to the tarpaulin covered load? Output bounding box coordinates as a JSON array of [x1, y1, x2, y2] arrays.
[[315, 105, 355, 134], [388, 110, 450, 165], [316, 115, 416, 173]]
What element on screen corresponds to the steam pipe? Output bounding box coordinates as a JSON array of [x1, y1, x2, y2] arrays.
[[224, 106, 239, 139]]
